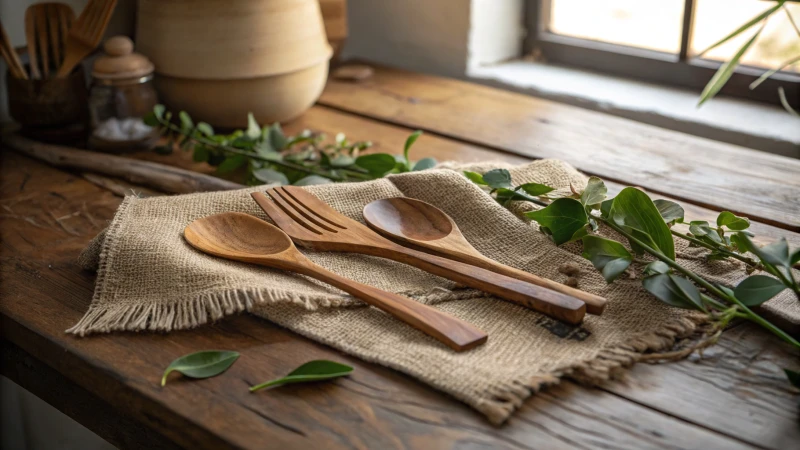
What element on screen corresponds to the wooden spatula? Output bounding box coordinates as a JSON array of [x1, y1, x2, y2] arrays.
[[25, 3, 75, 79], [56, 0, 117, 78], [0, 20, 28, 79]]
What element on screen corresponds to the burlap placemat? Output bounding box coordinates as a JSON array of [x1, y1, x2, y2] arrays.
[[73, 159, 796, 424]]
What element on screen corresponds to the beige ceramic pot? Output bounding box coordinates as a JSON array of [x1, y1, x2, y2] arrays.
[[136, 0, 331, 80], [155, 59, 329, 128]]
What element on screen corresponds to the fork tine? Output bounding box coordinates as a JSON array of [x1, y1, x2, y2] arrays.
[[280, 186, 347, 229], [265, 188, 328, 235], [271, 187, 340, 233], [251, 192, 321, 237]]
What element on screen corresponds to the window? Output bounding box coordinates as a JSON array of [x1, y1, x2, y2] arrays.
[[525, 0, 799, 108]]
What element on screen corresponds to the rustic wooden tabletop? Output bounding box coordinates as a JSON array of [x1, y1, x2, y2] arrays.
[[1, 65, 799, 450]]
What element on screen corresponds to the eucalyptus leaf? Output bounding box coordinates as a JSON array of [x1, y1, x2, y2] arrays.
[[609, 187, 675, 260], [249, 360, 354, 392], [355, 153, 397, 177], [463, 171, 487, 185], [644, 260, 670, 276], [253, 168, 290, 185], [179, 111, 193, 132], [216, 155, 247, 174], [525, 198, 588, 245], [495, 188, 539, 204], [716, 211, 750, 230], [196, 122, 214, 137], [162, 350, 239, 386], [734, 275, 786, 306], [653, 199, 684, 225], [580, 176, 607, 207], [689, 221, 723, 244], [483, 169, 513, 190], [268, 123, 287, 151], [153, 104, 165, 120], [330, 155, 356, 168], [642, 274, 704, 311], [518, 183, 554, 196], [738, 235, 791, 268], [581, 235, 632, 283], [246, 113, 261, 140], [293, 175, 333, 186], [412, 157, 437, 171]]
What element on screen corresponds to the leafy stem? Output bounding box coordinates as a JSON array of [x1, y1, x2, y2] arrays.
[[670, 229, 759, 268]]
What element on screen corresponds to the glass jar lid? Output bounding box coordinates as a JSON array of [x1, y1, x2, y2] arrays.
[[92, 36, 154, 82]]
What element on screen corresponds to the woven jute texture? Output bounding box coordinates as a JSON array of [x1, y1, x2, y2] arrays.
[[73, 159, 795, 424]]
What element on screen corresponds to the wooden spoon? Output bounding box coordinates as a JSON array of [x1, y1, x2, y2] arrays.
[[184, 212, 488, 352], [56, 0, 117, 77], [25, 3, 75, 79], [363, 197, 607, 315]]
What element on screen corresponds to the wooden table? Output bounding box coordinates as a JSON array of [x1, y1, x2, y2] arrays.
[[2, 65, 799, 450]]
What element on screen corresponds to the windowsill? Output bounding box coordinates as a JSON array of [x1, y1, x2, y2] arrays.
[[468, 59, 800, 159]]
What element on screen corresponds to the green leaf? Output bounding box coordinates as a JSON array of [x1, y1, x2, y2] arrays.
[[153, 104, 166, 120], [525, 198, 589, 245], [403, 130, 423, 164], [518, 183, 554, 196], [600, 199, 613, 219], [268, 123, 287, 150], [412, 157, 437, 171], [689, 221, 722, 244], [653, 199, 684, 225], [249, 360, 353, 392], [143, 111, 159, 127], [293, 175, 333, 186], [330, 155, 356, 168], [463, 171, 486, 185], [698, 25, 764, 106], [734, 275, 787, 306], [193, 145, 210, 162], [743, 236, 791, 268], [253, 168, 289, 185], [179, 111, 193, 132], [786, 369, 800, 389], [644, 260, 670, 276], [255, 141, 282, 162], [246, 113, 261, 140], [355, 153, 397, 177], [609, 187, 675, 260], [696, 3, 781, 57], [196, 122, 214, 137], [791, 248, 800, 266], [716, 211, 750, 230], [581, 235, 632, 283], [162, 350, 239, 386], [217, 155, 247, 174], [495, 188, 539, 204], [749, 54, 800, 90], [642, 274, 704, 311], [580, 176, 607, 206], [483, 169, 513, 190]]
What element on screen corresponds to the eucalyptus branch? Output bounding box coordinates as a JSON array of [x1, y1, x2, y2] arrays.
[[670, 229, 760, 268]]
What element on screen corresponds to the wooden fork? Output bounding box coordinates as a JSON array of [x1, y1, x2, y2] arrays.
[[252, 187, 588, 325], [56, 0, 116, 77], [25, 3, 75, 79]]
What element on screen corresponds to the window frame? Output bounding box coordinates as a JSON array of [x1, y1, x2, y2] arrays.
[[524, 0, 799, 109]]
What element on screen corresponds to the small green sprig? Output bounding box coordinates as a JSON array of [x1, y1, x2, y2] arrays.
[[465, 169, 800, 366], [143, 106, 434, 185]]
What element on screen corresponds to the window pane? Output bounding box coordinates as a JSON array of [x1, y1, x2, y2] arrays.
[[691, 0, 800, 73], [547, 0, 685, 54]]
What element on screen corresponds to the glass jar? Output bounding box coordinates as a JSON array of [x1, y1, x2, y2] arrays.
[[88, 36, 160, 153]]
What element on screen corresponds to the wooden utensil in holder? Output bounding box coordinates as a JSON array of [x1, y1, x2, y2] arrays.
[[25, 3, 75, 79]]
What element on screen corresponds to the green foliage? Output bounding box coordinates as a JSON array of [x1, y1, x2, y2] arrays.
[[525, 198, 589, 245], [644, 260, 670, 276], [147, 107, 436, 186], [609, 187, 675, 260], [654, 199, 684, 225], [581, 235, 632, 283], [580, 176, 607, 207], [786, 369, 800, 389], [518, 183, 554, 196], [734, 275, 787, 306], [642, 274, 705, 311], [482, 169, 513, 189], [161, 351, 239, 386], [463, 171, 486, 185], [716, 211, 750, 230], [249, 360, 354, 392]]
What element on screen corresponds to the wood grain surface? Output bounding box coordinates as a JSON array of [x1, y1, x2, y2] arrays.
[[2, 65, 800, 449], [318, 66, 800, 231]]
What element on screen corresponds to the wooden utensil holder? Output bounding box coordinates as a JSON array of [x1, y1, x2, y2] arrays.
[[7, 65, 89, 133]]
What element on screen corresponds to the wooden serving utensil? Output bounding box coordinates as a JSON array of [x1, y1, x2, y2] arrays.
[[25, 3, 75, 79], [56, 0, 117, 77], [252, 187, 588, 325], [184, 212, 488, 352], [0, 20, 28, 79], [363, 197, 608, 315]]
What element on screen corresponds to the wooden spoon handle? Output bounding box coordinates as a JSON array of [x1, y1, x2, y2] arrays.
[[292, 259, 488, 352], [366, 245, 587, 325], [451, 253, 607, 315]]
